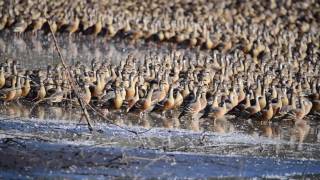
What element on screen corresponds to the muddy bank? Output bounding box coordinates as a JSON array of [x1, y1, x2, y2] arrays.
[[0, 117, 320, 178], [1, 139, 320, 179]]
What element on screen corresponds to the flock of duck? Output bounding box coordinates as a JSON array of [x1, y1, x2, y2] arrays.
[[0, 0, 319, 127], [0, 0, 318, 48], [0, 42, 319, 123]]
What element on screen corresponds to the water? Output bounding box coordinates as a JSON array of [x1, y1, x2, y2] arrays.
[[0, 32, 320, 178], [0, 30, 176, 68]]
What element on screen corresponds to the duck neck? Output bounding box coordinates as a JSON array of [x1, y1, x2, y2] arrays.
[[300, 99, 305, 111], [255, 96, 260, 108], [12, 64, 17, 75], [57, 84, 62, 92], [213, 96, 218, 107], [116, 90, 122, 100], [85, 85, 90, 95], [291, 96, 296, 109], [196, 94, 201, 104], [169, 87, 174, 100], [16, 77, 21, 88], [245, 94, 250, 105], [12, 77, 16, 88], [147, 88, 154, 101], [201, 92, 207, 102], [135, 86, 139, 99]]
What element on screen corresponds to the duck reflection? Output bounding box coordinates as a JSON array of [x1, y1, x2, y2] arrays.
[[4, 103, 21, 117], [0, 33, 129, 69], [31, 36, 43, 55], [140, 117, 150, 129], [114, 117, 125, 126], [188, 118, 200, 132], [153, 113, 176, 129], [0, 100, 317, 146], [290, 120, 310, 150], [31, 105, 46, 119], [210, 118, 234, 134], [258, 123, 281, 139], [47, 106, 64, 120]]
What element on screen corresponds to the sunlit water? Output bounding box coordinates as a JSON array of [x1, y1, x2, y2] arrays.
[[0, 32, 320, 178]]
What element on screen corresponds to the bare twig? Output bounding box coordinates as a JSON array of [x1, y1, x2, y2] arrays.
[[48, 25, 93, 132]]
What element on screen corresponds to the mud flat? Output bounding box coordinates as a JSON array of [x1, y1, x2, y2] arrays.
[[0, 116, 320, 179]]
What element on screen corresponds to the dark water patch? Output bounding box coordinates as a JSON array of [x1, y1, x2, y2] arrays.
[[0, 139, 320, 179]]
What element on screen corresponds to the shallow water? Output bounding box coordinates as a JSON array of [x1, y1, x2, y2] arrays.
[[0, 30, 178, 68], [0, 32, 320, 178]]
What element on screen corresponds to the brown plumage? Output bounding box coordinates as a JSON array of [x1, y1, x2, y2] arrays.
[[0, 66, 5, 89], [1, 77, 16, 103], [152, 86, 175, 114], [259, 102, 274, 121], [129, 86, 154, 117], [201, 100, 227, 120], [124, 85, 140, 112], [179, 92, 201, 119]]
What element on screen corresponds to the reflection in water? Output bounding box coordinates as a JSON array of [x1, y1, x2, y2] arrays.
[[258, 123, 281, 139], [211, 118, 234, 134], [290, 120, 311, 150], [188, 118, 200, 132], [261, 125, 273, 138], [0, 31, 174, 69], [0, 102, 319, 146]]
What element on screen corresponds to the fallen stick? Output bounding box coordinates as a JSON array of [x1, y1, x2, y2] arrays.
[[48, 25, 93, 132]]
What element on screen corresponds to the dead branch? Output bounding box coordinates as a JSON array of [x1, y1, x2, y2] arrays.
[[49, 25, 93, 132]]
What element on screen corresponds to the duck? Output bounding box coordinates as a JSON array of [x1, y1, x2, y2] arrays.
[[0, 76, 17, 103], [259, 101, 274, 122], [0, 65, 5, 89], [173, 90, 184, 109], [201, 100, 227, 121], [71, 80, 92, 107], [13, 19, 29, 35], [13, 77, 22, 100], [123, 85, 140, 113], [34, 79, 46, 101], [112, 88, 124, 110], [283, 98, 306, 121], [152, 85, 175, 115], [243, 94, 261, 117], [21, 75, 31, 97], [258, 88, 267, 109], [47, 82, 64, 104], [178, 91, 202, 120], [125, 75, 136, 100], [129, 85, 154, 118], [151, 82, 167, 104], [32, 17, 46, 34], [91, 72, 105, 99], [271, 94, 283, 116], [67, 17, 80, 35]]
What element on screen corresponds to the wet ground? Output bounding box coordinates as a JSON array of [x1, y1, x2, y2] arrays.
[[1, 113, 320, 179], [0, 32, 320, 178]]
